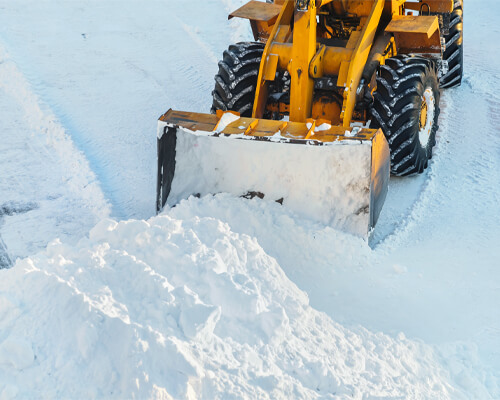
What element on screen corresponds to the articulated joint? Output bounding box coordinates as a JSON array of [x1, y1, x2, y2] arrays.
[[269, 43, 353, 78]]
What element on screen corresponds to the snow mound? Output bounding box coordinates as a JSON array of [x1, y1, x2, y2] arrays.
[[0, 199, 467, 399]]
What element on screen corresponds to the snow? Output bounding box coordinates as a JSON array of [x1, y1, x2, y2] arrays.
[[214, 111, 241, 133], [165, 127, 374, 237], [306, 122, 333, 132], [0, 0, 499, 398], [0, 205, 487, 398], [315, 122, 332, 132], [0, 43, 110, 265], [344, 127, 361, 137], [269, 130, 291, 142]]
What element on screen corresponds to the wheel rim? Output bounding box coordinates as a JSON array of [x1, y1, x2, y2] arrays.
[[418, 87, 435, 147]]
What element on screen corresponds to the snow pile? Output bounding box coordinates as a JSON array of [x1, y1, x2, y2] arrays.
[[0, 200, 469, 399]]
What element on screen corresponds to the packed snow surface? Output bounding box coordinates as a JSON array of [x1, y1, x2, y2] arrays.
[[0, 43, 110, 267], [0, 0, 499, 398]]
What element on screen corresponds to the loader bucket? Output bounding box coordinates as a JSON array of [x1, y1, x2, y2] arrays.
[[157, 110, 390, 238]]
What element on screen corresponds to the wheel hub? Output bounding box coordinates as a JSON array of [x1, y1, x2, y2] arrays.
[[419, 101, 428, 129], [418, 87, 435, 147]]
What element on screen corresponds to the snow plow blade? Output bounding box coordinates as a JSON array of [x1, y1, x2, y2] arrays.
[[157, 109, 390, 238]]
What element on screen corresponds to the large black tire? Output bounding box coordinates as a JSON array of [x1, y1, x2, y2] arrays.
[[371, 56, 440, 176], [211, 42, 264, 117], [440, 0, 464, 88]]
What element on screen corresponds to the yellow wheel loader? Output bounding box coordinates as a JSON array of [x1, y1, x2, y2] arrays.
[[157, 0, 463, 237]]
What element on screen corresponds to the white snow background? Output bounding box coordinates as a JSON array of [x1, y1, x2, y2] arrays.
[[0, 0, 499, 398]]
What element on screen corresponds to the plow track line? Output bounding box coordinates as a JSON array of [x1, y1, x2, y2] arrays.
[[0, 44, 110, 260], [0, 44, 110, 219]]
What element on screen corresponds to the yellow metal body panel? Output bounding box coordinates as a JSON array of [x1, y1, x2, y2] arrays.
[[383, 0, 406, 16], [252, 0, 294, 118], [369, 123, 391, 226], [289, 4, 318, 122], [340, 0, 384, 127], [320, 0, 386, 16], [322, 47, 354, 75], [404, 0, 453, 13], [229, 1, 283, 41], [386, 15, 439, 37], [345, 1, 384, 16], [346, 31, 362, 50], [387, 15, 441, 54], [270, 43, 353, 76], [263, 53, 279, 81], [309, 45, 326, 79], [318, 0, 451, 15], [311, 95, 342, 124], [424, 0, 454, 12], [229, 1, 281, 23]]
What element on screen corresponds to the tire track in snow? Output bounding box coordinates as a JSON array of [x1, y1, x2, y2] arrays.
[[374, 78, 493, 252], [176, 18, 219, 65], [167, 1, 253, 111], [0, 1, 244, 220], [0, 49, 110, 219], [0, 235, 12, 269], [0, 54, 129, 220], [374, 57, 500, 251], [371, 90, 448, 249], [0, 202, 38, 268], [0, 44, 111, 261], [165, 11, 227, 110], [372, 42, 500, 372]]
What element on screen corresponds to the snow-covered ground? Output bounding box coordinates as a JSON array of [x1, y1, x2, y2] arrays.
[[0, 0, 499, 398]]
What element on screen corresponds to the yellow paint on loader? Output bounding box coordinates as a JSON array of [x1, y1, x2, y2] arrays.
[[157, 0, 454, 237]]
